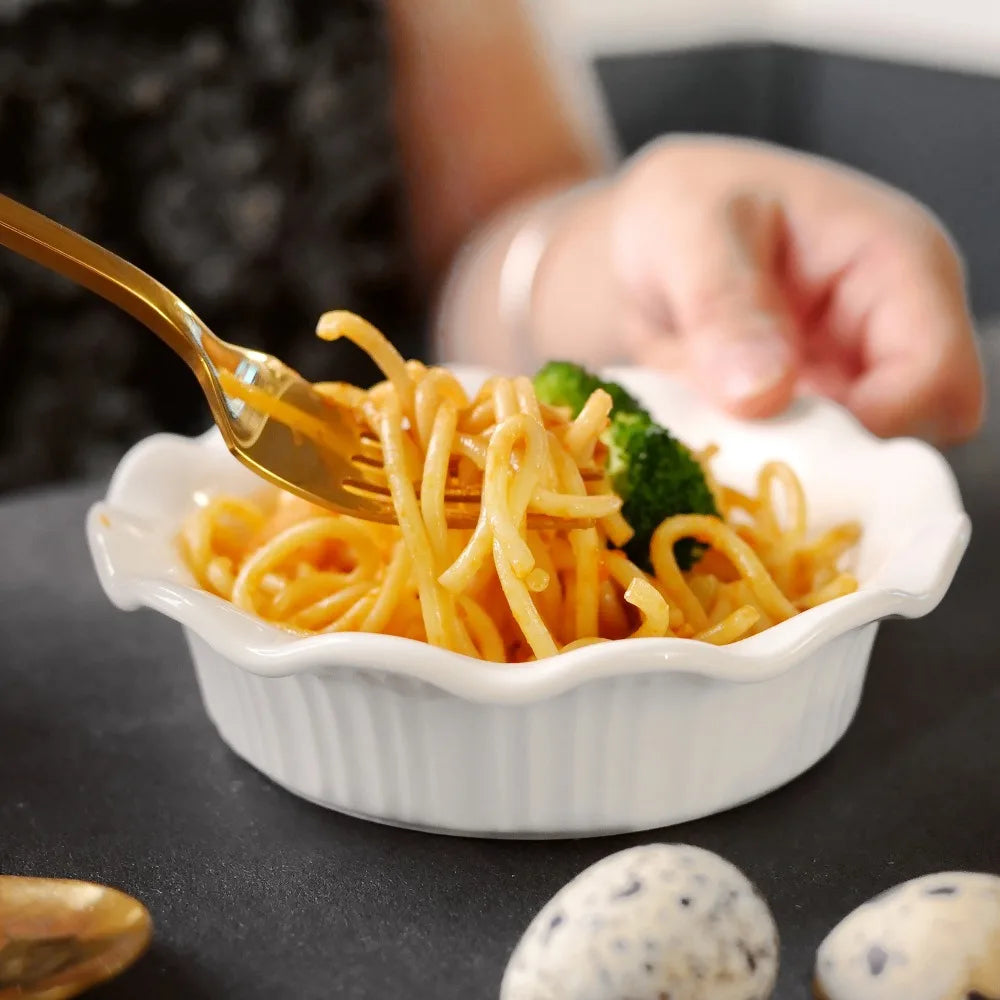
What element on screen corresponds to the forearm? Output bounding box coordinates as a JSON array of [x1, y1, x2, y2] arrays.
[[388, 0, 620, 367], [434, 179, 624, 372], [387, 0, 606, 284]]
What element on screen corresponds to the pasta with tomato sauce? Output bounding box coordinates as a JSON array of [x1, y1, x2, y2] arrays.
[[179, 311, 859, 662]]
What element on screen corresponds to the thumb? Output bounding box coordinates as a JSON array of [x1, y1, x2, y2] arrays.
[[625, 192, 800, 418], [686, 305, 798, 419]]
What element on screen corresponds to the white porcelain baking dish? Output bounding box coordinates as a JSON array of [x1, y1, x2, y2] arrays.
[[86, 368, 969, 838]]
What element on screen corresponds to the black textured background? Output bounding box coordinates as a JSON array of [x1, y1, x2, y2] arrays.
[[1, 338, 999, 997], [0, 0, 411, 490]]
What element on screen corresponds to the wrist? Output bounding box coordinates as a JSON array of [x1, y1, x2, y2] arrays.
[[433, 179, 601, 372], [530, 179, 623, 367]]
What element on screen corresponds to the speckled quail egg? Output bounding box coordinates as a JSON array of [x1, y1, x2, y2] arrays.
[[500, 843, 779, 1000], [815, 871, 1000, 1000]]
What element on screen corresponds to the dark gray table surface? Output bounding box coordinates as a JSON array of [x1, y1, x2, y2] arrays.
[[3, 344, 1000, 999]]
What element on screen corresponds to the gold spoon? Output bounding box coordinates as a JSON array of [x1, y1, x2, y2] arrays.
[[0, 876, 152, 999]]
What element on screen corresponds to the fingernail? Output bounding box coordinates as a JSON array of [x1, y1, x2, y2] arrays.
[[712, 336, 793, 405]]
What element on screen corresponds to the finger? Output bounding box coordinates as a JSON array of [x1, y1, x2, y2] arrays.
[[621, 190, 801, 418], [848, 345, 984, 445], [840, 226, 985, 444]]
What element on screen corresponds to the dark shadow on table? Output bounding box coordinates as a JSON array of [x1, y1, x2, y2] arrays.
[[88, 944, 224, 1000]]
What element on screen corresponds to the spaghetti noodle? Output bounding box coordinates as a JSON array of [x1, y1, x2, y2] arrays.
[[179, 311, 860, 662]]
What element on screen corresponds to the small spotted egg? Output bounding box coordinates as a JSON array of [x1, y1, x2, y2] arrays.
[[815, 871, 1000, 1000], [500, 843, 779, 1000]]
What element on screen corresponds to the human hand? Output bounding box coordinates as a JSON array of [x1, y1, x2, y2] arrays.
[[605, 136, 984, 444]]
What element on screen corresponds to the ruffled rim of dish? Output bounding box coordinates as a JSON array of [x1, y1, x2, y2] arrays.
[[85, 369, 970, 704]]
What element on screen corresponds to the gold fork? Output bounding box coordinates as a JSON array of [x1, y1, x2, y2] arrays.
[[0, 192, 596, 528]]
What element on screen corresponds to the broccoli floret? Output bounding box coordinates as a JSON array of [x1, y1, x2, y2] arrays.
[[606, 412, 718, 571], [533, 360, 647, 419], [601, 381, 648, 419], [533, 361, 716, 570], [532, 360, 599, 417]]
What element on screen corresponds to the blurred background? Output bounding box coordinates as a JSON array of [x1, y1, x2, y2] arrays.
[[0, 0, 997, 493]]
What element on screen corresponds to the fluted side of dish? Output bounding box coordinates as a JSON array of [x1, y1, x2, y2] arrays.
[[187, 623, 876, 836]]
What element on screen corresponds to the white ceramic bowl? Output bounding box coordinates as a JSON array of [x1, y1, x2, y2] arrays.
[[86, 368, 969, 838]]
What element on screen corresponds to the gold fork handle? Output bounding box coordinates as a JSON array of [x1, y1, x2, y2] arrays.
[[0, 191, 239, 385]]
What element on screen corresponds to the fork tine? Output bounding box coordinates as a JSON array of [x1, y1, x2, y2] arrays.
[[350, 449, 605, 483], [340, 478, 595, 530], [341, 478, 486, 504]]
